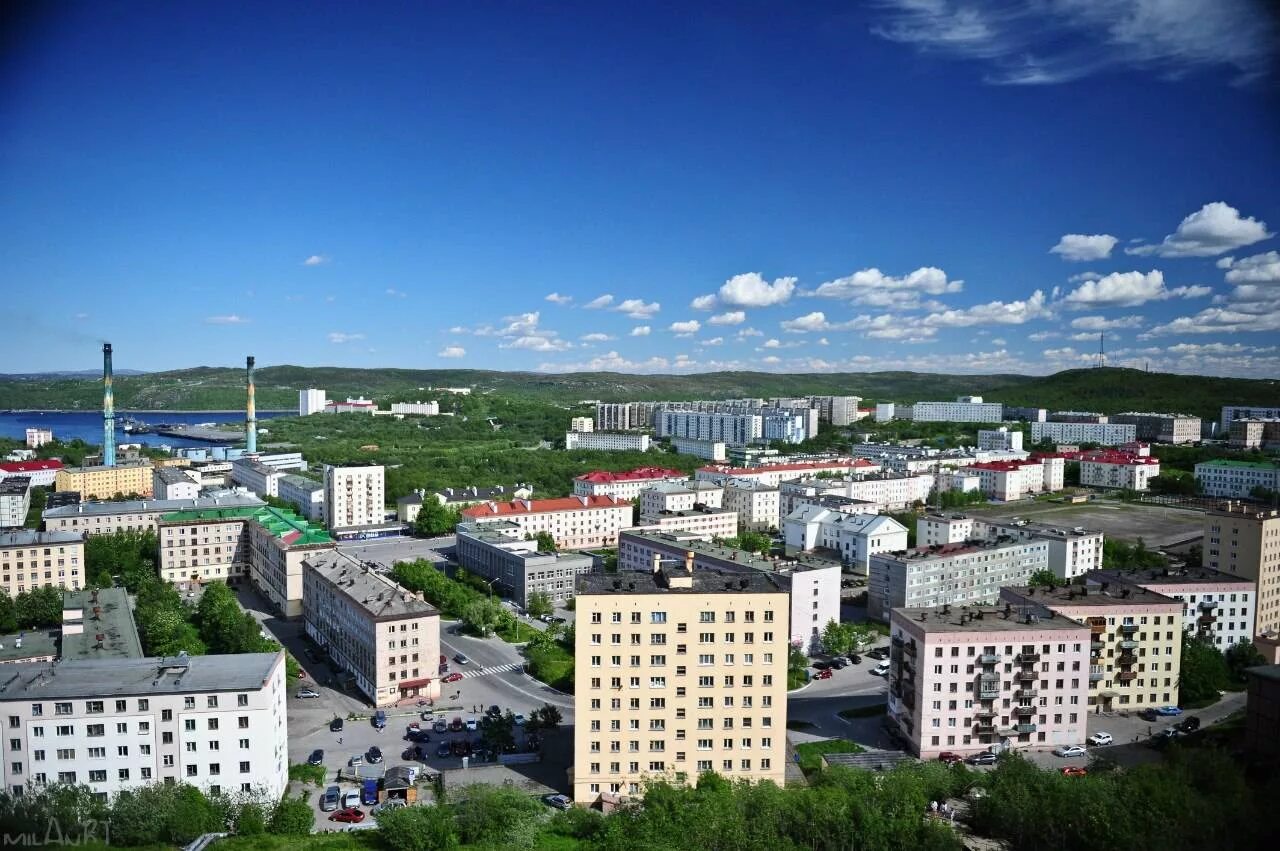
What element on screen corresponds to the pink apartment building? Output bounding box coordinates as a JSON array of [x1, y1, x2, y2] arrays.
[[887, 604, 1090, 759]]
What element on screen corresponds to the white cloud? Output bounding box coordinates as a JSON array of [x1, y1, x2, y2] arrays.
[[500, 336, 573, 352], [690, 294, 718, 310], [761, 355, 781, 364], [760, 338, 803, 350], [1050, 234, 1118, 261], [73, 312, 89, 320], [302, 255, 329, 266], [781, 309, 942, 340], [206, 315, 249, 325], [497, 312, 542, 337], [1127, 202, 1273, 258], [1061, 270, 1211, 308], [1069, 331, 1116, 342], [780, 312, 831, 333], [545, 292, 573, 305], [327, 331, 364, 343], [385, 288, 407, 298], [991, 338, 1007, 346], [437, 346, 466, 359], [629, 326, 651, 337], [584, 294, 614, 309], [708, 311, 746, 326], [1069, 315, 1144, 331], [1144, 306, 1280, 337], [669, 320, 701, 336], [536, 351, 671, 373], [921, 290, 1051, 327], [810, 266, 962, 305], [614, 299, 661, 319], [717, 273, 797, 307], [1068, 271, 1102, 283], [1218, 251, 1280, 284], [817, 337, 829, 346], [580, 333, 614, 342], [736, 327, 764, 338], [448, 326, 469, 334], [1028, 331, 1060, 341], [701, 337, 724, 346]]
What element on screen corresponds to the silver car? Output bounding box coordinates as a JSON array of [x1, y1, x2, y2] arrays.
[[320, 786, 341, 812]]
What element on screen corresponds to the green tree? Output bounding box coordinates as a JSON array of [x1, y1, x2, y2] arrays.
[[164, 784, 223, 845], [532, 702, 562, 731], [15, 586, 63, 628], [0, 591, 16, 634], [1028, 569, 1059, 589], [462, 596, 506, 636], [534, 530, 557, 552], [193, 581, 265, 654], [525, 591, 554, 619], [1178, 633, 1230, 706], [377, 804, 459, 851], [1224, 639, 1266, 684], [479, 710, 517, 755], [821, 619, 854, 656], [234, 801, 266, 836], [452, 784, 544, 849], [414, 499, 462, 536], [267, 795, 314, 836]]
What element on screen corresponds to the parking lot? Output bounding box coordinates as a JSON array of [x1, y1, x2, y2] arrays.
[[967, 499, 1204, 548]]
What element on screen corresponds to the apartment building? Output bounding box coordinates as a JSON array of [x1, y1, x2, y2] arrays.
[[963, 458, 1064, 502], [886, 605, 1090, 759], [1003, 406, 1047, 423], [782, 507, 907, 572], [669, 437, 727, 462], [0, 479, 31, 529], [152, 467, 199, 501], [157, 506, 257, 586], [324, 397, 377, 414], [977, 427, 1023, 453], [1228, 418, 1280, 450], [1221, 405, 1280, 433], [1203, 503, 1280, 639], [454, 521, 596, 608], [572, 558, 790, 804], [570, 417, 594, 433], [1030, 421, 1137, 446], [0, 460, 62, 489], [574, 467, 687, 501], [43, 494, 265, 537], [389, 401, 439, 416], [1079, 452, 1161, 491], [277, 474, 324, 521], [55, 461, 153, 500], [302, 550, 442, 706], [0, 651, 288, 800], [999, 584, 1183, 711], [323, 464, 385, 532], [230, 458, 284, 498], [656, 411, 763, 446], [565, 432, 652, 452], [722, 479, 780, 531], [917, 514, 1103, 581], [0, 531, 86, 596], [1245, 664, 1280, 761], [595, 402, 654, 432], [779, 480, 883, 519], [634, 507, 739, 540], [24, 428, 53, 449], [639, 481, 724, 517], [910, 396, 1004, 423], [1086, 568, 1255, 650], [1111, 412, 1201, 445], [1194, 459, 1280, 499], [868, 539, 1049, 621], [695, 459, 879, 489], [875, 403, 896, 422], [247, 508, 336, 618], [617, 531, 838, 649], [461, 495, 634, 549], [299, 388, 328, 416]]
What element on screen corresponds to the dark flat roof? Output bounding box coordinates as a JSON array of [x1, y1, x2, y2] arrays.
[[577, 567, 786, 596]]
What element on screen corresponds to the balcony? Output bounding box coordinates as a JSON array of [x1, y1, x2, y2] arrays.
[[1014, 723, 1037, 734], [1015, 688, 1038, 699], [1012, 705, 1036, 717], [975, 724, 996, 736], [979, 671, 1000, 682], [1016, 652, 1041, 664], [1198, 599, 1217, 611], [978, 685, 1001, 700], [1117, 671, 1137, 682], [978, 652, 1001, 665], [1118, 640, 1139, 650], [1197, 614, 1216, 626], [1088, 618, 1107, 635], [974, 708, 996, 719], [1015, 670, 1038, 683], [1117, 653, 1137, 667], [1090, 640, 1104, 652], [1119, 623, 1139, 634], [1089, 668, 1104, 683]]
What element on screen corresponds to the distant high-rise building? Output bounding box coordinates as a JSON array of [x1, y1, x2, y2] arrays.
[[323, 464, 385, 531]]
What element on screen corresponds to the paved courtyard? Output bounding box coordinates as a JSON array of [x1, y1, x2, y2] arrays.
[[967, 499, 1204, 547]]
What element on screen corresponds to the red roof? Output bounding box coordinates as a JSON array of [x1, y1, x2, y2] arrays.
[[967, 460, 1043, 472], [463, 495, 631, 517], [698, 459, 875, 476], [0, 460, 63, 473], [1080, 452, 1160, 466], [575, 467, 684, 484]]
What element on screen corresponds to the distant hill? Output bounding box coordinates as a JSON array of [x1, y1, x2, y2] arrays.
[[0, 369, 148, 379], [0, 365, 1273, 421]]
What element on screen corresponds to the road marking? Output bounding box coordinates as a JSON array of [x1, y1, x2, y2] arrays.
[[462, 662, 524, 678]]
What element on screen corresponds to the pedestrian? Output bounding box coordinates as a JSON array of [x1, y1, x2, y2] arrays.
[[338, 736, 343, 745]]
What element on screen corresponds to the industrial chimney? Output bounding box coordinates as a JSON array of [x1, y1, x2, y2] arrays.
[[245, 355, 257, 454], [102, 343, 116, 467]]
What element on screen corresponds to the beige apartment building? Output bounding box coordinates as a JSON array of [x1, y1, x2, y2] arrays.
[[1203, 502, 1280, 643], [55, 461, 154, 500], [302, 550, 442, 706], [323, 464, 385, 532], [43, 495, 265, 537], [461, 495, 634, 550], [0, 530, 86, 596], [1000, 584, 1182, 711], [572, 556, 789, 805]]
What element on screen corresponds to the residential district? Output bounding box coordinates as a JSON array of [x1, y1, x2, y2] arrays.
[[0, 348, 1278, 846]]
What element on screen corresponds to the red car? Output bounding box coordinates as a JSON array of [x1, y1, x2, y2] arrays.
[[329, 807, 365, 823], [814, 669, 833, 680], [443, 672, 463, 684], [1062, 766, 1088, 777], [937, 752, 963, 765]]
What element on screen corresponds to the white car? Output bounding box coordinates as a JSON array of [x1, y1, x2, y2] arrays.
[[465, 718, 478, 731], [1087, 732, 1113, 746], [341, 790, 361, 809], [871, 663, 890, 677], [1053, 744, 1087, 758]]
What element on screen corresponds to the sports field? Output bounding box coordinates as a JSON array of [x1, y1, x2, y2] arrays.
[[965, 498, 1203, 547]]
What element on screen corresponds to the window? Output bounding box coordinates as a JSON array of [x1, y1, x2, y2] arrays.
[[54, 703, 72, 716], [239, 761, 250, 773], [86, 724, 104, 738]]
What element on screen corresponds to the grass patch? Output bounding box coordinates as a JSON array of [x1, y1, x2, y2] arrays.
[[287, 762, 326, 785], [213, 835, 381, 851], [787, 669, 809, 690], [524, 640, 575, 692], [794, 738, 865, 773], [838, 703, 887, 720], [785, 720, 816, 731]]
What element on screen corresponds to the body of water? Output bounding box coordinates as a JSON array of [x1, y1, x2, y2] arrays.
[[0, 410, 291, 451]]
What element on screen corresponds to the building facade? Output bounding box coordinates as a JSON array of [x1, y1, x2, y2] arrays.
[[1086, 568, 1255, 650], [230, 458, 284, 498], [917, 514, 1103, 581], [868, 539, 1049, 621], [910, 397, 1004, 423], [454, 521, 597, 608], [323, 464, 385, 532], [25, 428, 53, 449], [55, 462, 154, 500], [1030, 421, 1137, 446], [569, 417, 594, 433], [564, 432, 652, 452], [0, 530, 86, 596], [1221, 405, 1280, 433], [1194, 460, 1280, 499], [656, 411, 763, 446], [0, 479, 31, 529], [639, 481, 724, 517], [43, 494, 265, 537], [695, 459, 878, 489], [1079, 453, 1161, 491], [0, 460, 63, 489], [572, 561, 790, 804], [574, 468, 687, 501], [782, 507, 908, 573], [1203, 503, 1280, 639], [977, 428, 1024, 452], [1111, 412, 1201, 444], [1228, 418, 1280, 450], [299, 388, 328, 416], [633, 507, 739, 540], [669, 437, 727, 462], [722, 479, 781, 531], [461, 495, 634, 549], [152, 467, 200, 501], [277, 474, 324, 521], [390, 401, 439, 416]]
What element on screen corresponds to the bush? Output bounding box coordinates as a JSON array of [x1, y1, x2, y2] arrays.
[[268, 795, 314, 836], [452, 785, 544, 849], [376, 804, 459, 851], [288, 763, 327, 785], [794, 739, 864, 773]]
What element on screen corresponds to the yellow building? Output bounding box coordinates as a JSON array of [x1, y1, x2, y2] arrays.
[[0, 530, 86, 596], [55, 461, 154, 500], [1204, 502, 1280, 641], [572, 553, 789, 805], [1001, 583, 1182, 712]]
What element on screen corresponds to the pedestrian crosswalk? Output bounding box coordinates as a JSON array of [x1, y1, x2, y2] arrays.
[[461, 662, 524, 679]]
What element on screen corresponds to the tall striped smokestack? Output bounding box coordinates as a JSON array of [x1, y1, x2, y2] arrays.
[[245, 355, 257, 454], [102, 342, 116, 467]]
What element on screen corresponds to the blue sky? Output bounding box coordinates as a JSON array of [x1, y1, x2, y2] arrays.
[[2, 1, 1278, 377]]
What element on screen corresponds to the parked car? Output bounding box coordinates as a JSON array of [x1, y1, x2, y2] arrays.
[[406, 722, 420, 735], [308, 749, 325, 766], [361, 779, 379, 806], [454, 653, 470, 665], [831, 657, 848, 669], [848, 654, 862, 665], [330, 717, 344, 732], [1087, 732, 1113, 746], [1155, 705, 1183, 716], [966, 752, 998, 766], [371, 799, 406, 818], [451, 740, 471, 757], [450, 717, 464, 732], [367, 746, 383, 764], [871, 663, 890, 677], [487, 705, 502, 718], [436, 742, 452, 758], [814, 669, 833, 680], [812, 660, 830, 670], [341, 790, 361, 809], [296, 688, 321, 699], [432, 720, 449, 734], [329, 808, 365, 824], [543, 794, 573, 810], [465, 718, 478, 731], [443, 672, 464, 683], [1053, 745, 1087, 758], [1062, 766, 1088, 777], [937, 752, 963, 765], [348, 754, 364, 767], [867, 647, 890, 660], [1138, 708, 1159, 722], [513, 713, 527, 726], [320, 786, 341, 812], [1177, 715, 1201, 733]]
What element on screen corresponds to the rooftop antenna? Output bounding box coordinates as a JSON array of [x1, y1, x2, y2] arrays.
[[1095, 332, 1106, 369]]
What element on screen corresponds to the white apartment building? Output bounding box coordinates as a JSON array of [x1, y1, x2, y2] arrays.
[[963, 458, 1064, 502], [1194, 460, 1280, 499], [299, 388, 327, 416], [695, 459, 879, 489], [1221, 405, 1280, 433], [868, 539, 1049, 621], [324, 464, 385, 531], [1229, 419, 1280, 450], [0, 460, 63, 489], [277, 474, 324, 521], [303, 550, 442, 706], [1086, 568, 1255, 650], [887, 606, 1090, 760], [461, 495, 634, 549], [390, 401, 439, 416], [0, 530, 85, 596], [782, 507, 908, 572], [595, 402, 637, 431], [0, 652, 288, 801], [656, 411, 763, 446], [1030, 421, 1137, 446], [917, 514, 1103, 581], [454, 521, 596, 608], [1079, 453, 1161, 491], [875, 403, 895, 422], [574, 468, 688, 501], [639, 481, 724, 518], [564, 432, 652, 452], [230, 458, 284, 499], [25, 428, 53, 449], [1203, 503, 1280, 642], [910, 396, 1004, 423], [977, 427, 1023, 453], [152, 467, 199, 502], [0, 479, 31, 529], [633, 507, 739, 540], [778, 480, 883, 518], [572, 563, 789, 805], [1111, 412, 1201, 445], [570, 417, 594, 433], [670, 437, 727, 462], [723, 479, 781, 531], [42, 494, 265, 537], [937, 470, 981, 494]]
